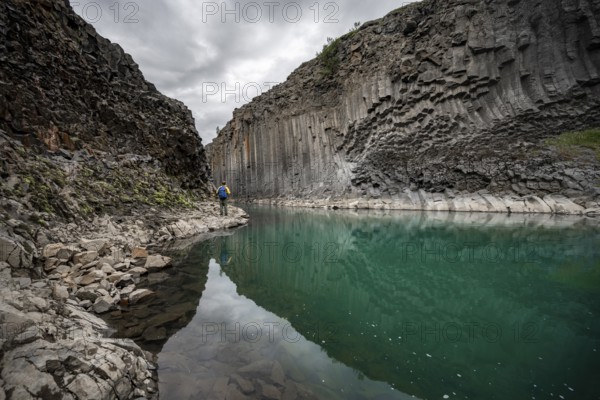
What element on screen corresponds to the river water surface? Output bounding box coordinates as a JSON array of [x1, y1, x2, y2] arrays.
[[134, 206, 600, 399]]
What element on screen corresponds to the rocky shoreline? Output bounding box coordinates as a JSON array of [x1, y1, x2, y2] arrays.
[[250, 191, 600, 216], [0, 204, 248, 400]]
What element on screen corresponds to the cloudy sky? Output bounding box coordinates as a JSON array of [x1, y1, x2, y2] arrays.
[[72, 0, 413, 144]]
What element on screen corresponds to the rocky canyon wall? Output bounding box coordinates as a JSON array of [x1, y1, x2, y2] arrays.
[[1, 0, 211, 223], [208, 0, 600, 213]]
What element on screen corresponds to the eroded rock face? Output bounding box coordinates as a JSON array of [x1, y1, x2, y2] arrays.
[[208, 0, 600, 208], [0, 0, 211, 228], [0, 0, 209, 190]]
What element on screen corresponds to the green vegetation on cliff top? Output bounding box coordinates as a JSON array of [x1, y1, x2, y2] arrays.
[[317, 37, 341, 77], [316, 22, 361, 77]]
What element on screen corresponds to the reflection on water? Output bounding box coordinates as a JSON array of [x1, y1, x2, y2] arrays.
[[101, 237, 216, 353], [215, 208, 600, 399], [158, 260, 411, 399], [125, 206, 599, 400]]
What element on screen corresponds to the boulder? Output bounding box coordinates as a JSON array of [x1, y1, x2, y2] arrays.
[[107, 272, 126, 283], [144, 255, 172, 272], [15, 277, 31, 288], [78, 270, 105, 286], [113, 262, 129, 271], [132, 247, 149, 258], [80, 238, 110, 254], [42, 243, 64, 258], [76, 288, 98, 302], [93, 295, 115, 314], [115, 274, 134, 288], [128, 267, 148, 277], [56, 246, 78, 261], [120, 284, 136, 297], [52, 284, 69, 301], [55, 265, 71, 276], [100, 263, 116, 275], [0, 236, 32, 269], [44, 257, 60, 271], [73, 251, 99, 265]]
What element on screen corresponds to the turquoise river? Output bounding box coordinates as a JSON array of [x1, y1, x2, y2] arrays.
[[122, 206, 600, 400]]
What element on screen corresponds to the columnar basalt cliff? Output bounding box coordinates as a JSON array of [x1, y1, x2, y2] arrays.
[[208, 0, 600, 213]]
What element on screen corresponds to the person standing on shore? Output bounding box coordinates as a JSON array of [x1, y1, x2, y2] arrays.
[[216, 181, 231, 216]]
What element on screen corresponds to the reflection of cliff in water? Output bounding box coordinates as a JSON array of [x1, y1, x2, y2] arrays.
[[103, 241, 214, 353], [223, 207, 600, 398]]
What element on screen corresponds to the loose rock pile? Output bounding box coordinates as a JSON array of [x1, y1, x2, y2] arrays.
[[42, 239, 172, 316], [0, 207, 249, 400], [0, 259, 158, 399]]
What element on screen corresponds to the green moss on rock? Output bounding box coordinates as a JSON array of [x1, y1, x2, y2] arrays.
[[545, 128, 600, 160]]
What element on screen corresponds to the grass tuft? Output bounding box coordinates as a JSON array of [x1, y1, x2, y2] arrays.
[[545, 128, 600, 160]]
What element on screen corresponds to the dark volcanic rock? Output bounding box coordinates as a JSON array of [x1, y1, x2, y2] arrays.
[[208, 0, 600, 210], [0, 0, 210, 203]]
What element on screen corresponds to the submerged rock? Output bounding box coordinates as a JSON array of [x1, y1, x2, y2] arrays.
[[144, 255, 172, 272], [143, 326, 168, 342], [129, 289, 154, 305]]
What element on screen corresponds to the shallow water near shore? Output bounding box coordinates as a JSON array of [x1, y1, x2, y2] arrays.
[[127, 206, 600, 399]]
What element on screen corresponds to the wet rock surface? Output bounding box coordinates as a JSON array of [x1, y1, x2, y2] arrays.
[[208, 0, 600, 209]]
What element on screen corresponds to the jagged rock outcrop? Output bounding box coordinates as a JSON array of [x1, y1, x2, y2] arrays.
[[0, 0, 225, 274], [1, 0, 210, 222], [208, 0, 600, 213]]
